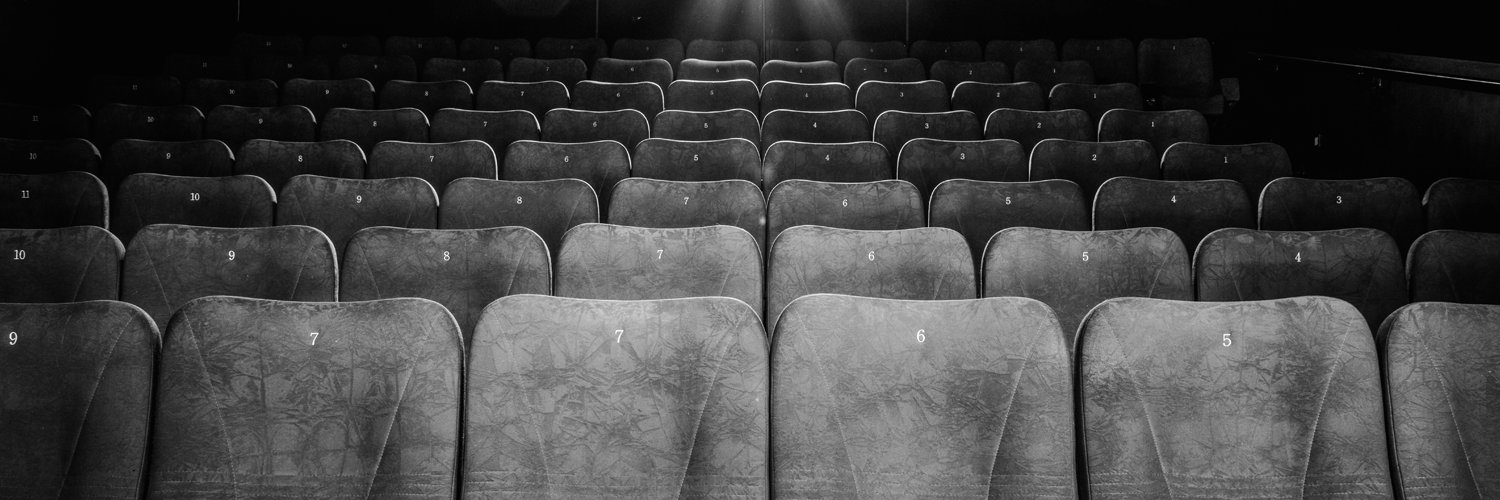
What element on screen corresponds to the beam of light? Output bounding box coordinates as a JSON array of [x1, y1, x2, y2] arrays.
[[773, 0, 853, 42]]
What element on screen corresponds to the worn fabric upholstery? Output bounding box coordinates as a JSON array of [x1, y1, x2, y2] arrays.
[[0, 171, 109, 229], [609, 178, 767, 251], [771, 294, 1076, 499], [1078, 296, 1394, 499], [438, 178, 598, 259], [555, 224, 764, 315], [896, 138, 1028, 198], [276, 175, 439, 255], [766, 179, 923, 244], [930, 179, 1090, 266], [0, 226, 124, 302], [235, 139, 366, 191], [1407, 230, 1500, 304]]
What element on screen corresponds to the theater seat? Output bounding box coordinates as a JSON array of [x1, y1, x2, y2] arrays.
[[555, 224, 763, 313], [1097, 108, 1210, 160], [0, 226, 124, 302], [91, 104, 204, 151], [765, 225, 974, 332], [1258, 176, 1424, 254], [650, 109, 761, 145], [951, 81, 1046, 119], [367, 139, 498, 193], [760, 110, 868, 151], [235, 139, 366, 191], [475, 80, 570, 117], [421, 58, 504, 88], [771, 294, 1076, 498], [1195, 227, 1407, 330], [767, 39, 834, 63], [760, 81, 853, 116], [678, 59, 760, 82], [608, 177, 767, 251], [203, 105, 318, 150], [855, 80, 949, 123], [1381, 301, 1500, 499], [896, 138, 1028, 198], [1160, 142, 1292, 201], [0, 171, 109, 229], [909, 40, 983, 68], [762, 141, 892, 189], [459, 36, 531, 63], [836, 40, 908, 69], [1048, 82, 1144, 128], [465, 294, 766, 498], [342, 226, 550, 342], [332, 54, 418, 89], [928, 179, 1090, 265], [276, 175, 439, 255], [1078, 296, 1393, 498], [1422, 177, 1500, 233], [0, 300, 157, 500], [0, 103, 93, 141], [1139, 37, 1233, 115], [147, 296, 461, 498], [929, 60, 1010, 91], [843, 57, 925, 90], [984, 108, 1092, 153], [985, 39, 1058, 73], [1407, 230, 1500, 304], [665, 79, 759, 113], [766, 179, 924, 246], [112, 174, 276, 245], [439, 178, 598, 259], [384, 35, 458, 67], [571, 80, 664, 121], [540, 108, 648, 149], [609, 38, 684, 70], [535, 37, 608, 64], [319, 107, 429, 154], [182, 78, 278, 110], [1029, 138, 1158, 206], [871, 110, 982, 158], [86, 75, 182, 109], [502, 140, 629, 208], [105, 139, 235, 185], [121, 224, 338, 327], [589, 57, 674, 91], [1061, 38, 1137, 84], [378, 80, 474, 116], [632, 137, 761, 183], [0, 137, 101, 175], [985, 226, 1192, 340], [1013, 60, 1096, 90], [428, 108, 539, 165], [760, 60, 841, 85], [233, 33, 304, 57], [507, 57, 588, 90], [687, 39, 759, 62], [164, 53, 246, 82], [1093, 177, 1254, 253], [280, 78, 376, 118]]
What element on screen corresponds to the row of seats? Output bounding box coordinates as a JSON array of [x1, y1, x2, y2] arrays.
[[2, 293, 1492, 497], [12, 78, 1187, 150], [3, 163, 1474, 258], [3, 219, 1494, 338]]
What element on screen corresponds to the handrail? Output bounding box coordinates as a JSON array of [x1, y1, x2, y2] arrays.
[[1248, 48, 1500, 91]]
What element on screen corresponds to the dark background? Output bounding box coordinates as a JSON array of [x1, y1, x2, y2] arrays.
[[1, 0, 1494, 184]]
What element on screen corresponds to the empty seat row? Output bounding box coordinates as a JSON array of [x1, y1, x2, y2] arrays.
[[4, 292, 1494, 497]]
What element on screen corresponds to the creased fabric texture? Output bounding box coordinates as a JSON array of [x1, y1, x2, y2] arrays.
[[508, 58, 587, 89], [368, 140, 499, 192], [438, 178, 599, 260], [760, 110, 869, 153], [896, 138, 1028, 199], [276, 175, 439, 256], [122, 224, 339, 327], [0, 171, 109, 229], [112, 173, 277, 246], [1028, 139, 1158, 208], [282, 78, 376, 119], [855, 81, 950, 125], [555, 224, 764, 316], [0, 103, 93, 142], [1095, 109, 1209, 160], [1258, 176, 1424, 255], [760, 82, 854, 116], [91, 104, 203, 151], [763, 141, 891, 192], [1195, 227, 1408, 330], [771, 294, 1077, 499], [341, 226, 551, 343], [1406, 230, 1500, 304], [204, 105, 318, 150], [464, 295, 768, 499], [871, 111, 983, 161], [1092, 177, 1253, 254], [983, 109, 1093, 152], [666, 79, 760, 113], [1078, 296, 1394, 499], [1380, 302, 1500, 499], [766, 180, 923, 245], [984, 227, 1192, 346], [429, 109, 540, 168], [147, 296, 462, 499], [931, 62, 1011, 97], [651, 109, 762, 145], [502, 140, 630, 210], [632, 138, 762, 183], [572, 81, 664, 121], [234, 138, 367, 192], [0, 226, 124, 302], [378, 80, 473, 118], [1159, 142, 1291, 202], [476, 81, 570, 119], [930, 179, 1090, 266], [766, 226, 975, 332], [0, 137, 101, 175], [1422, 177, 1500, 234], [0, 301, 158, 500], [103, 137, 233, 180], [540, 108, 649, 150], [759, 60, 838, 84], [608, 178, 767, 251], [1047, 83, 1144, 129]]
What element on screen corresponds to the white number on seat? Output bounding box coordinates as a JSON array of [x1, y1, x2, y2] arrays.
[[166, 152, 172, 159], [692, 154, 699, 161], [1224, 156, 1229, 164], [1036, 122, 1042, 128], [146, 116, 155, 123], [917, 329, 926, 342], [656, 249, 663, 259], [356, 195, 363, 203], [1082, 251, 1089, 261], [841, 198, 848, 207], [516, 196, 523, 204], [443, 251, 451, 261], [7, 332, 15, 345], [1295, 252, 1302, 263], [28, 153, 36, 160], [12, 250, 24, 260], [227, 251, 235, 261], [683, 196, 690, 204], [563, 155, 570, 163], [309, 332, 319, 345], [1091, 154, 1097, 161], [868, 251, 875, 261], [1170, 195, 1177, 203], [1005, 196, 1012, 205], [189, 193, 201, 201], [296, 155, 304, 162], [1222, 333, 1232, 347], [703, 122, 709, 129], [959, 152, 966, 160], [372, 120, 378, 127], [615, 329, 624, 343], [1335, 195, 1343, 204], [923, 122, 930, 130], [20, 190, 29, 199]]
